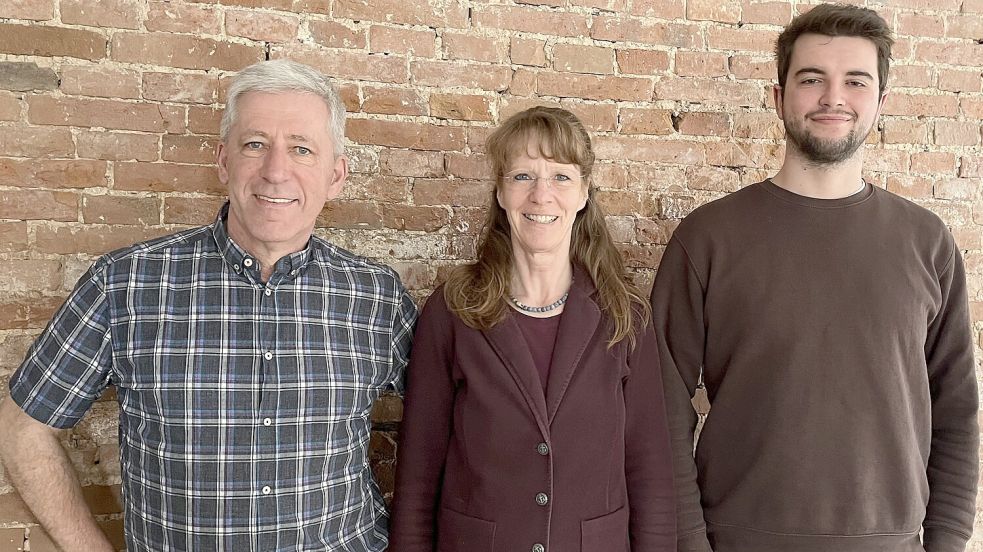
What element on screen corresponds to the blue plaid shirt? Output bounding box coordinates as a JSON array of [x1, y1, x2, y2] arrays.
[[10, 204, 417, 551]]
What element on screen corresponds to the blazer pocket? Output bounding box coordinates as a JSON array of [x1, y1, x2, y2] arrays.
[[581, 506, 629, 552], [437, 507, 496, 552]]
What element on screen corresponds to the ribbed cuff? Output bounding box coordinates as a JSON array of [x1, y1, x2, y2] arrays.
[[923, 526, 970, 552]]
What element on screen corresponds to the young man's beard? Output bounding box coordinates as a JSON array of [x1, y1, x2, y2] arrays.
[[784, 117, 872, 166]]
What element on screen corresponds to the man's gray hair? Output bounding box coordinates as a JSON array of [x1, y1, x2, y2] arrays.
[[220, 59, 346, 155]]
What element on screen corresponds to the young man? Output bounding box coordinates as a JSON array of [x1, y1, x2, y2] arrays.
[[651, 5, 979, 552], [0, 60, 417, 551]]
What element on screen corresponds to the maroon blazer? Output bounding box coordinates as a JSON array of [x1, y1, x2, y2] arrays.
[[389, 270, 676, 552]]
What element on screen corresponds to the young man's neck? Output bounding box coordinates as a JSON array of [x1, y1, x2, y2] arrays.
[[771, 148, 866, 199]]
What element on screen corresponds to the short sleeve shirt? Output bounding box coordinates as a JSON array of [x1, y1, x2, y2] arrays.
[[9, 204, 418, 552]]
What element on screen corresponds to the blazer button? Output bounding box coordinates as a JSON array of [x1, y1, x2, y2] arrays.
[[536, 442, 549, 456], [532, 544, 545, 552], [535, 492, 548, 506]]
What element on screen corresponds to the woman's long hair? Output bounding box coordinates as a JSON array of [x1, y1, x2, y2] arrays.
[[444, 106, 650, 348]]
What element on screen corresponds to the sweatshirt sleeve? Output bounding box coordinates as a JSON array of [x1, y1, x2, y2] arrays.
[[650, 235, 713, 552], [922, 244, 979, 552]]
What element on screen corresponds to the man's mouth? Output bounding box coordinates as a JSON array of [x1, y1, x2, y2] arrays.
[[524, 214, 558, 223], [256, 195, 296, 204], [808, 110, 854, 122]]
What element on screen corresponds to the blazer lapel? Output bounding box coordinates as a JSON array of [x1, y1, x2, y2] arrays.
[[484, 316, 550, 431], [545, 269, 601, 425]]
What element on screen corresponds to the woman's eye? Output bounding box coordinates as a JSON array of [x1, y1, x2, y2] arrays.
[[554, 174, 571, 182], [512, 173, 532, 181]]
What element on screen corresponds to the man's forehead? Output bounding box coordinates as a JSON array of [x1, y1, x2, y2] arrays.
[[235, 90, 327, 112], [789, 33, 879, 69], [228, 91, 331, 137]]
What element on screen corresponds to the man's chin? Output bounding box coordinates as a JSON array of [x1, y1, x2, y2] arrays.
[[791, 133, 866, 165]]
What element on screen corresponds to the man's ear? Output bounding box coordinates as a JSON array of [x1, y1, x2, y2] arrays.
[[875, 88, 890, 119], [773, 84, 785, 120], [216, 141, 229, 185], [325, 154, 349, 201]]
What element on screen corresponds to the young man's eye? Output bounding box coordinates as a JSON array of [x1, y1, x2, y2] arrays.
[[848, 80, 868, 87]]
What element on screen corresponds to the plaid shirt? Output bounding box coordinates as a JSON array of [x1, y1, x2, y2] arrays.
[[10, 204, 417, 552]]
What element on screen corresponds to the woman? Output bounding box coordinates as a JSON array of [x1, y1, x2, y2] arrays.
[[389, 107, 675, 552]]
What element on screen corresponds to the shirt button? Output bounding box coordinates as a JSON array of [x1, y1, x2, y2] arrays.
[[262, 417, 272, 426], [233, 264, 240, 272], [264, 288, 272, 296], [537, 442, 549, 456], [261, 485, 271, 495], [535, 492, 548, 506], [243, 258, 254, 267], [263, 351, 273, 360], [532, 544, 545, 552]]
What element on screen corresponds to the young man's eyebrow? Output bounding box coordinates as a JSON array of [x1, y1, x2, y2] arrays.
[[794, 67, 874, 80]]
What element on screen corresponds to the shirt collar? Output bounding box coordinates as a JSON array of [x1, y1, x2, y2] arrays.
[[210, 201, 315, 280]]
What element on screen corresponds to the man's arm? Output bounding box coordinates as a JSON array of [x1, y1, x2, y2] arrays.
[[650, 235, 713, 552], [0, 398, 114, 552], [922, 246, 979, 552], [388, 284, 419, 395]]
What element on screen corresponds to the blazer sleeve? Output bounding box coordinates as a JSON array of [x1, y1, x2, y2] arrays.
[[625, 318, 677, 551], [388, 290, 457, 552], [921, 244, 979, 552], [649, 235, 713, 552]]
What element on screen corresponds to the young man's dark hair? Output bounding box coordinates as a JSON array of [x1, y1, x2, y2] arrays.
[[775, 3, 894, 94]]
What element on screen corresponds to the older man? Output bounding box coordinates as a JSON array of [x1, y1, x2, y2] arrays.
[[0, 60, 417, 551]]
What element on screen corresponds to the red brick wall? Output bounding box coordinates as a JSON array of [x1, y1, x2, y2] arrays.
[[0, 1, 980, 550]]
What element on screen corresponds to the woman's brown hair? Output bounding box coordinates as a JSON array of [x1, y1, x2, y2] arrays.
[[443, 106, 650, 348]]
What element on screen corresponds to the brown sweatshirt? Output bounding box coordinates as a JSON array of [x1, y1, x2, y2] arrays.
[[650, 180, 979, 552]]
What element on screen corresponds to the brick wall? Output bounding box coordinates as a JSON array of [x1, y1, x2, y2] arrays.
[[0, 0, 980, 550]]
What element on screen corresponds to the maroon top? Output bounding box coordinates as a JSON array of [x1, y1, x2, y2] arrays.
[[513, 311, 561, 392], [389, 266, 676, 552]]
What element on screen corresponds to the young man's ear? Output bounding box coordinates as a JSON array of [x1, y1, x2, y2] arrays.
[[773, 84, 785, 120], [876, 88, 890, 115]]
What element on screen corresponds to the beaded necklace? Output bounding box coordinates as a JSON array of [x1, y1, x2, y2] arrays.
[[508, 291, 569, 314]]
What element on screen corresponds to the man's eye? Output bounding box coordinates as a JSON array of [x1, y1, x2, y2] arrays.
[[295, 146, 312, 155], [244, 141, 265, 150], [801, 78, 820, 85], [847, 80, 867, 87]]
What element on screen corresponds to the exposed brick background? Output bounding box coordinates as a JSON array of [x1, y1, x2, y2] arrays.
[[0, 0, 980, 550]]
